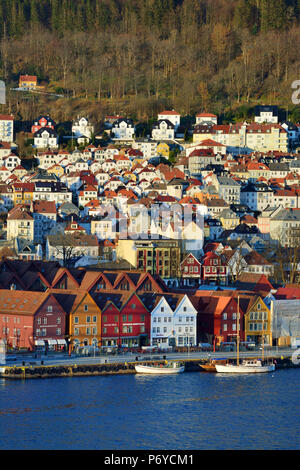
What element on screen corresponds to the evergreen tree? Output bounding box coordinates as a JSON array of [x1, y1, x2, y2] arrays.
[[233, 0, 257, 30], [30, 0, 40, 26]]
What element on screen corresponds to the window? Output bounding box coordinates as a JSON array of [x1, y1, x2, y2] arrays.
[[140, 314, 145, 322], [84, 305, 88, 312], [56, 328, 61, 336], [103, 315, 107, 323], [86, 316, 91, 323], [223, 324, 227, 331], [47, 306, 52, 312], [93, 316, 97, 323], [74, 317, 79, 324], [223, 313, 227, 320], [57, 317, 61, 324]]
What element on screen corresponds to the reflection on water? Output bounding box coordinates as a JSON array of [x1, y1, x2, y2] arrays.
[[0, 370, 299, 450]]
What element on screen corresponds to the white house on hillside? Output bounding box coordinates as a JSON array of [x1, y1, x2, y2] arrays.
[[111, 118, 135, 141], [157, 110, 180, 130], [72, 117, 94, 142], [34, 128, 59, 149]]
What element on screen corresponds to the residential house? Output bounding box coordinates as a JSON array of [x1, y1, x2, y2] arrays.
[[195, 112, 218, 126], [31, 200, 57, 243], [7, 205, 34, 242], [72, 117, 94, 142], [19, 75, 37, 89], [152, 120, 175, 141], [34, 127, 59, 149], [0, 114, 13, 142], [46, 232, 99, 265], [201, 251, 228, 285], [215, 176, 241, 204], [180, 253, 201, 285], [254, 105, 278, 124], [240, 182, 273, 211], [111, 118, 135, 141], [31, 115, 55, 134], [157, 110, 180, 131]]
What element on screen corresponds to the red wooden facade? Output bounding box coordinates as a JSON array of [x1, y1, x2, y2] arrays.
[[33, 293, 68, 350], [180, 253, 201, 280], [201, 251, 228, 285]]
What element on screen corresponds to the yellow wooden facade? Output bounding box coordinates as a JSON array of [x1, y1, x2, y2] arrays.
[[69, 292, 102, 349], [244, 296, 272, 346]]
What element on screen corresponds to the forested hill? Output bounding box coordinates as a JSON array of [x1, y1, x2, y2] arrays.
[[0, 0, 300, 124]]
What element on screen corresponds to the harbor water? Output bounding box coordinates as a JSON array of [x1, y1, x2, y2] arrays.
[[0, 368, 299, 450]]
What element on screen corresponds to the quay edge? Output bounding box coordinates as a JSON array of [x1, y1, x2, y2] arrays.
[[0, 356, 299, 379]]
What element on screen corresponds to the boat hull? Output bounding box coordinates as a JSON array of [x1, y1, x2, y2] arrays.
[[135, 364, 185, 374], [200, 364, 216, 372], [215, 364, 275, 374]]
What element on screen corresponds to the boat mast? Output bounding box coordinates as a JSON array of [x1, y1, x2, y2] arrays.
[[261, 314, 264, 362], [237, 295, 240, 366]]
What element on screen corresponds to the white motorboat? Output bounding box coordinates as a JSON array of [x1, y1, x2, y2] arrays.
[[215, 359, 275, 374], [135, 362, 185, 374]]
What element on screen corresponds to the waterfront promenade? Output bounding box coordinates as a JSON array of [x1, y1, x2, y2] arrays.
[[1, 347, 298, 380], [3, 347, 295, 367]]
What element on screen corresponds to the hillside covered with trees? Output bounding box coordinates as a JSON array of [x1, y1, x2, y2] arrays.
[[0, 0, 300, 125]]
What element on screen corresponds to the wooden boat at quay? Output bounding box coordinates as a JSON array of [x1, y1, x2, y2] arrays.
[[200, 359, 227, 372], [215, 359, 275, 374], [135, 361, 185, 374], [215, 296, 275, 374]]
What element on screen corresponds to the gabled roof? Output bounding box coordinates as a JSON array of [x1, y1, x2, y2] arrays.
[[0, 289, 49, 315], [50, 267, 81, 289], [234, 273, 274, 292]]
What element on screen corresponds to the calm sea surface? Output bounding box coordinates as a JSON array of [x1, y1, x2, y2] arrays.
[[0, 369, 299, 450]]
